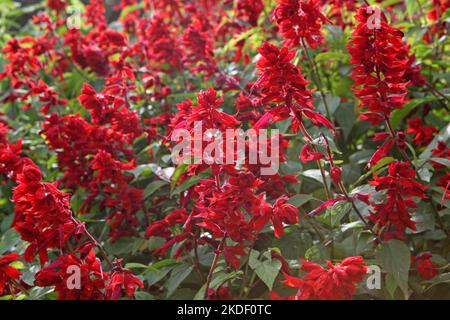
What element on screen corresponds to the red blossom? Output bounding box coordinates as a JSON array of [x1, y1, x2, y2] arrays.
[[348, 8, 409, 125], [273, 0, 330, 48], [105, 269, 144, 300], [299, 143, 324, 163], [35, 250, 107, 300], [369, 162, 427, 240], [272, 256, 368, 300], [0, 254, 22, 293], [411, 253, 439, 280], [406, 116, 438, 147]]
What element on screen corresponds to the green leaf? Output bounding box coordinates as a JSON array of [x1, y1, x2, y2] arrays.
[[420, 122, 450, 159], [151, 259, 180, 269], [335, 103, 356, 140], [119, 2, 143, 19], [143, 180, 168, 199], [171, 175, 200, 197], [385, 273, 398, 299], [287, 194, 313, 207], [170, 164, 188, 192], [134, 292, 155, 300], [273, 227, 313, 259], [125, 263, 149, 269], [352, 157, 395, 186], [405, 0, 417, 20], [224, 27, 261, 52], [317, 94, 341, 115], [315, 52, 348, 64], [430, 157, 450, 167], [424, 272, 450, 291], [328, 201, 352, 227], [166, 263, 194, 297], [390, 97, 437, 129], [248, 250, 282, 290], [144, 266, 174, 286], [376, 240, 411, 299], [301, 169, 330, 188], [194, 270, 241, 300]]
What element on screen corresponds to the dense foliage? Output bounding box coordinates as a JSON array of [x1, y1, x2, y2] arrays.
[[0, 0, 449, 300]]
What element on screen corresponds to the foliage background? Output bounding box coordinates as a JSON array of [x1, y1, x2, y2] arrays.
[[0, 0, 449, 300]]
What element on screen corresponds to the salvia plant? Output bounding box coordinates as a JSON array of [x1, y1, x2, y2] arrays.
[[0, 0, 448, 300]]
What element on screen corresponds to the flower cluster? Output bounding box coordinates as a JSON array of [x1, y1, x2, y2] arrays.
[[0, 254, 22, 295], [369, 162, 427, 240], [147, 88, 299, 268], [347, 7, 409, 125], [271, 256, 368, 300], [0, 0, 448, 301], [411, 252, 439, 280], [1, 119, 141, 300], [406, 116, 438, 147], [255, 41, 334, 134], [273, 0, 330, 48]]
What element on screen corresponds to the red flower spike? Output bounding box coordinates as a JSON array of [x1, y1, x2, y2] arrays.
[[369, 162, 427, 240], [273, 0, 330, 49]]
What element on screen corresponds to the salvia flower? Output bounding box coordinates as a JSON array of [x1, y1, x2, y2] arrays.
[[347, 7, 409, 125], [406, 116, 438, 147], [35, 250, 107, 300], [271, 256, 367, 300], [255, 41, 334, 133], [0, 254, 22, 294], [369, 162, 427, 240], [411, 252, 439, 280], [273, 0, 330, 48]]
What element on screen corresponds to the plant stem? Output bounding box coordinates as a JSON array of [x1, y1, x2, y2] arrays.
[[204, 236, 227, 299], [71, 217, 115, 270], [300, 38, 332, 119], [298, 121, 332, 199], [11, 278, 29, 296]]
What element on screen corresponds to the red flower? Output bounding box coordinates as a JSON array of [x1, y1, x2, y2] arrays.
[[105, 29, 127, 47], [271, 196, 299, 238], [46, 0, 67, 14], [272, 256, 368, 300], [323, 0, 358, 28], [0, 129, 25, 181], [0, 254, 22, 293], [431, 140, 450, 169], [411, 253, 439, 280], [105, 269, 144, 300], [182, 20, 218, 78], [406, 116, 438, 147], [255, 42, 334, 133], [436, 172, 450, 205], [299, 144, 324, 163], [207, 287, 232, 300], [82, 44, 110, 76], [35, 250, 107, 300], [273, 0, 330, 48], [235, 0, 264, 27], [78, 83, 118, 125], [369, 162, 427, 240], [330, 166, 342, 185], [12, 161, 78, 265], [256, 41, 313, 108], [223, 246, 247, 269], [348, 8, 409, 125]]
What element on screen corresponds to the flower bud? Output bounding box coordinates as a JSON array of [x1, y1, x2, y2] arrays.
[[330, 166, 342, 184]]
